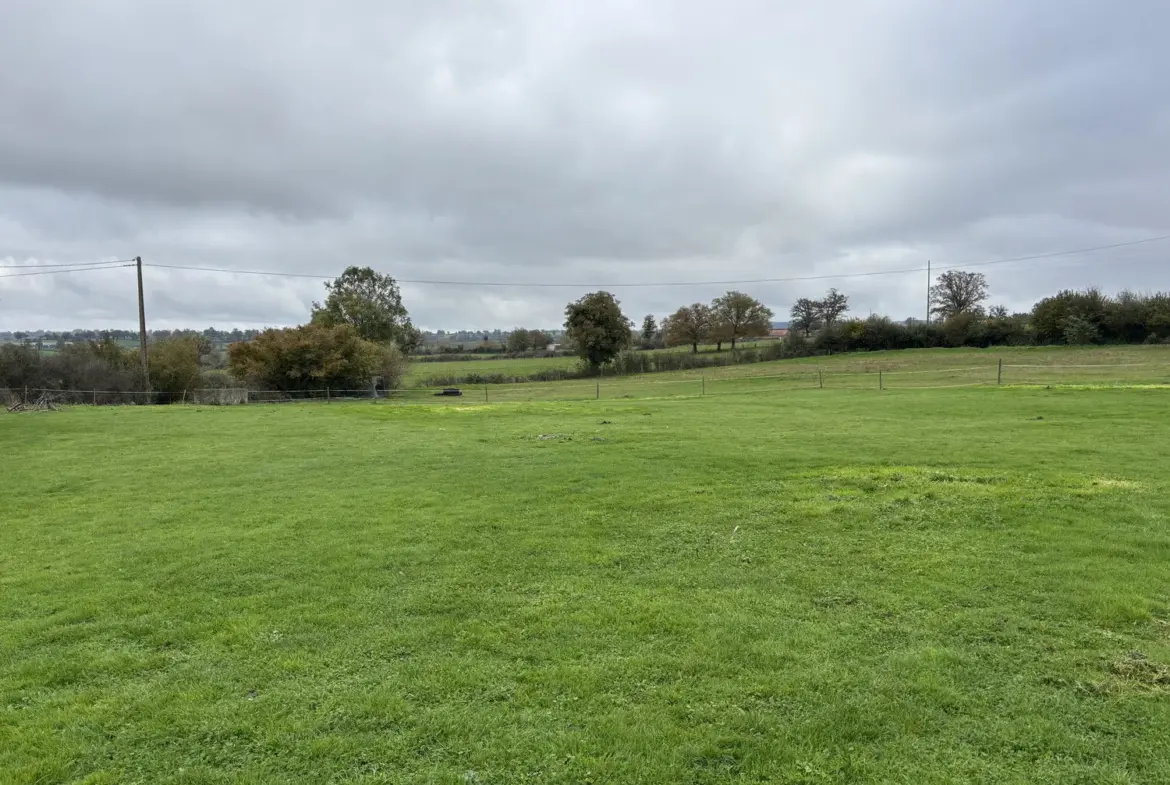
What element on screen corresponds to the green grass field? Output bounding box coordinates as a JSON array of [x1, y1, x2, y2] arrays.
[[406, 342, 779, 385], [3, 380, 1170, 783], [394, 344, 1170, 403], [404, 343, 1170, 388], [407, 354, 581, 385]]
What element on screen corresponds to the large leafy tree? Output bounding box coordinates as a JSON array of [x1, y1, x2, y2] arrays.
[[311, 266, 420, 352], [816, 288, 849, 327], [527, 330, 553, 349], [662, 303, 711, 353], [711, 291, 773, 349], [505, 328, 552, 353], [505, 328, 533, 353], [641, 314, 658, 342], [789, 297, 821, 337], [564, 291, 633, 368], [930, 271, 988, 321]]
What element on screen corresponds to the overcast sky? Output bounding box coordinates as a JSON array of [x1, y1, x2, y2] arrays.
[[2, 0, 1169, 331]]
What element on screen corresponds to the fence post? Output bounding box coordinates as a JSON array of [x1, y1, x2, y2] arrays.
[[326, 387, 331, 403], [484, 384, 488, 403], [879, 368, 883, 390], [92, 389, 97, 406], [596, 379, 600, 400], [997, 358, 1003, 385], [701, 374, 705, 395], [182, 390, 187, 405], [818, 367, 823, 389], [23, 386, 28, 403]]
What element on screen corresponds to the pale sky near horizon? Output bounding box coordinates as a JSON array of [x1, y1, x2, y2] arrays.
[[2, 1, 1169, 330]]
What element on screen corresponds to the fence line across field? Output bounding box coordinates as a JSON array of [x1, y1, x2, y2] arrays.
[[4, 359, 1169, 409], [1003, 362, 1156, 368], [882, 381, 992, 390], [880, 365, 991, 375]]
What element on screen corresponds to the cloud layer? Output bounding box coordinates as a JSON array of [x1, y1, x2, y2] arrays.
[[2, 0, 1169, 330]]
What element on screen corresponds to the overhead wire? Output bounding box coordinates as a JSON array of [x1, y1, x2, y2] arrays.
[[136, 233, 1170, 288], [1, 233, 1167, 287], [0, 262, 135, 279], [0, 258, 136, 269]]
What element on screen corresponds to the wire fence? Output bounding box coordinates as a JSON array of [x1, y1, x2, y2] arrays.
[[4, 358, 1169, 410]]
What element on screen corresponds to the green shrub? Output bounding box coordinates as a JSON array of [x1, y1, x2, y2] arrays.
[[228, 324, 387, 392]]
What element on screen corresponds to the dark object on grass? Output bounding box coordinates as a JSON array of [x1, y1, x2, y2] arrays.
[[435, 388, 463, 397]]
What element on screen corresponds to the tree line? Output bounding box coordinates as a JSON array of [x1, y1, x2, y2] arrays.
[[787, 273, 1170, 353], [0, 334, 213, 403], [560, 289, 776, 367], [0, 327, 265, 346], [555, 272, 1170, 371], [5, 267, 1170, 400], [1, 267, 417, 399]]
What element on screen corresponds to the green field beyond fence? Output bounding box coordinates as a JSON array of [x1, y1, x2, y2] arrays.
[[6, 345, 1170, 407]]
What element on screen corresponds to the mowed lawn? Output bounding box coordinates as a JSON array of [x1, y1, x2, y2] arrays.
[[2, 389, 1170, 783]]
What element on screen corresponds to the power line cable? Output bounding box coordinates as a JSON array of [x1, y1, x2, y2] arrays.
[[0, 263, 135, 279], [935, 234, 1170, 272], [0, 258, 136, 269], [138, 233, 1170, 288], [3, 233, 1165, 287]]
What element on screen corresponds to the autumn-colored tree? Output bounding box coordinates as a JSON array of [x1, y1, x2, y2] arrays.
[[662, 303, 711, 353], [711, 291, 773, 349], [228, 323, 394, 391], [148, 336, 211, 396], [527, 330, 553, 349]]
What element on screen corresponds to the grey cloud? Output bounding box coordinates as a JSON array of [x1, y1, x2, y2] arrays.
[[2, 0, 1169, 331]]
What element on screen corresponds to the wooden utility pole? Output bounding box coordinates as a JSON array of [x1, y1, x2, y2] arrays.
[[136, 256, 150, 391], [925, 259, 931, 325]]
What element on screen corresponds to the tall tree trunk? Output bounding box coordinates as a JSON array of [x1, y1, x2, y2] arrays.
[[691, 343, 698, 354]]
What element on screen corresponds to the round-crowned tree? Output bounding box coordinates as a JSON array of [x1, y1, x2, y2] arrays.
[[564, 291, 633, 369]]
